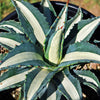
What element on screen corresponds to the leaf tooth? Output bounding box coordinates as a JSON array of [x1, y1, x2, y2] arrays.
[[0, 61, 2, 63], [13, 0, 49, 46], [18, 65, 21, 67], [0, 82, 3, 85], [57, 16, 60, 19]]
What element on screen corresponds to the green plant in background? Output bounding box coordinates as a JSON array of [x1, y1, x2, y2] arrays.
[[0, 2, 4, 21], [84, 0, 100, 5], [0, 0, 14, 20], [95, 0, 100, 5], [0, 0, 100, 99], [0, 0, 40, 21]]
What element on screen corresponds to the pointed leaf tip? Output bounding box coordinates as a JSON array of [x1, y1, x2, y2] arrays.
[[67, 0, 70, 5], [13, 0, 49, 46]]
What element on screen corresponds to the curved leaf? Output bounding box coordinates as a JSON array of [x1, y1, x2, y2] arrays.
[[44, 4, 68, 53], [41, 80, 63, 100], [40, 0, 57, 25], [24, 68, 49, 100], [24, 68, 58, 100], [75, 17, 100, 42], [74, 70, 100, 94], [0, 67, 35, 91], [41, 0, 57, 17], [64, 17, 100, 49], [0, 32, 27, 50], [12, 0, 49, 46], [55, 5, 68, 31], [47, 3, 68, 36], [0, 20, 24, 34], [45, 29, 64, 64], [59, 42, 100, 67], [64, 8, 83, 39], [53, 69, 82, 100], [45, 81, 57, 100], [0, 42, 48, 70]]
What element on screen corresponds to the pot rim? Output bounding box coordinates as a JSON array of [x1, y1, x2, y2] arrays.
[[0, 1, 95, 22]]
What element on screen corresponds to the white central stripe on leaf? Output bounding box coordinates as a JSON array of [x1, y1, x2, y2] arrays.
[[0, 71, 27, 90], [47, 82, 56, 100], [27, 69, 49, 100], [0, 25, 23, 34], [75, 18, 100, 42], [47, 91, 56, 100], [43, 0, 49, 7], [56, 6, 67, 31], [49, 29, 62, 64], [0, 37, 20, 48], [14, 0, 45, 46], [61, 51, 100, 63], [0, 67, 35, 90], [64, 11, 82, 38], [79, 75, 98, 86], [62, 75, 80, 99], [0, 52, 43, 68]]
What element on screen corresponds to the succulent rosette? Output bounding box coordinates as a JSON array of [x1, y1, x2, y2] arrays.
[[0, 0, 100, 100]]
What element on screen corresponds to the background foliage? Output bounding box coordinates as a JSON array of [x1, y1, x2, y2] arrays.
[[0, 0, 40, 21]]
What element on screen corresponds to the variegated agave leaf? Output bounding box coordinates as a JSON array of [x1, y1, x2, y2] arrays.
[[59, 42, 100, 67], [0, 67, 35, 92], [0, 20, 24, 34], [45, 28, 64, 65], [12, 0, 49, 46], [64, 16, 100, 49], [44, 3, 68, 55], [73, 70, 100, 95], [40, 78, 68, 100], [0, 0, 100, 100], [63, 7, 83, 50], [75, 17, 100, 42], [64, 8, 83, 39], [52, 68, 82, 100], [40, 0, 57, 25], [0, 32, 27, 50], [24, 68, 59, 100], [40, 80, 63, 100], [0, 42, 49, 70], [46, 3, 68, 37], [41, 0, 57, 17]]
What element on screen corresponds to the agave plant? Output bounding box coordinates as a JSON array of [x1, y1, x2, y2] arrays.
[[0, 0, 100, 99]]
